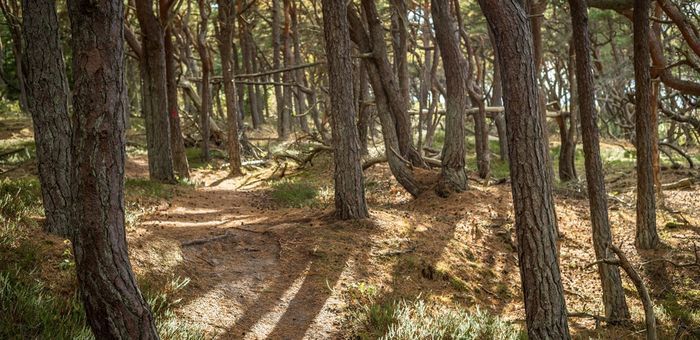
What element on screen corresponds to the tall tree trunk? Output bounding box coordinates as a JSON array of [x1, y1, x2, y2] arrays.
[[489, 42, 508, 162], [196, 0, 211, 162], [360, 0, 423, 166], [290, 1, 310, 133], [478, 0, 571, 338], [431, 0, 468, 196], [357, 62, 370, 155], [417, 0, 432, 155], [272, 0, 287, 139], [569, 0, 631, 323], [21, 0, 72, 238], [135, 0, 176, 183], [348, 6, 422, 196], [633, 0, 660, 250], [161, 0, 190, 179], [322, 0, 369, 220], [281, 0, 294, 136], [219, 0, 242, 176], [559, 42, 578, 182], [238, 10, 261, 129], [67, 0, 158, 337], [390, 0, 409, 107]]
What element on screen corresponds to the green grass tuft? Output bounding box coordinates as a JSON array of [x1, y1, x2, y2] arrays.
[[270, 180, 318, 208]]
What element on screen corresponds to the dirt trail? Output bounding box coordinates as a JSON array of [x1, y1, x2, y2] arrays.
[[129, 165, 352, 339]]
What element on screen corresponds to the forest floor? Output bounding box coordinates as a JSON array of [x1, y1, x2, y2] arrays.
[[2, 114, 700, 339]]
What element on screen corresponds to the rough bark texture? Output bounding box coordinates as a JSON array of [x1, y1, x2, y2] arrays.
[[559, 44, 579, 182], [633, 0, 660, 249], [67, 0, 158, 337], [196, 0, 212, 162], [161, 0, 190, 179], [322, 0, 369, 220], [431, 0, 468, 196], [348, 5, 422, 197], [488, 28, 509, 162], [218, 0, 243, 176], [135, 0, 176, 183], [21, 0, 72, 238], [569, 0, 631, 323], [478, 0, 571, 338]]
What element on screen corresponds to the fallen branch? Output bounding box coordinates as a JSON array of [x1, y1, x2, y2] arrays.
[[659, 142, 694, 168], [661, 177, 694, 190]]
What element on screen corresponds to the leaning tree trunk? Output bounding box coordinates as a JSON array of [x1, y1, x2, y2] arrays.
[[322, 0, 369, 220], [569, 0, 631, 323], [135, 0, 176, 183], [21, 0, 72, 238], [431, 0, 468, 196], [67, 0, 158, 337], [218, 0, 242, 176], [478, 0, 571, 338], [633, 0, 660, 249], [161, 0, 190, 179]]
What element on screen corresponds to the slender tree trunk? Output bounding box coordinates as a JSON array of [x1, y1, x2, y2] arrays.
[[431, 0, 468, 196], [390, 0, 409, 107], [291, 1, 309, 133], [21, 0, 72, 238], [196, 0, 211, 162], [67, 0, 158, 337], [357, 62, 370, 155], [633, 0, 660, 250], [239, 12, 261, 129], [219, 0, 242, 176], [559, 42, 578, 182], [479, 0, 571, 338], [135, 0, 176, 183], [569, 0, 631, 323], [281, 0, 294, 136], [161, 0, 190, 179], [490, 47, 508, 162], [272, 0, 287, 139], [322, 0, 369, 219]]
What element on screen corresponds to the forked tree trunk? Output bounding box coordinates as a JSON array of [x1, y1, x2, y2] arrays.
[[67, 0, 158, 337], [218, 0, 242, 176], [569, 0, 631, 323], [322, 0, 369, 219], [478, 0, 571, 338], [431, 0, 468, 196], [633, 0, 660, 249], [135, 0, 176, 183], [21, 0, 72, 238]]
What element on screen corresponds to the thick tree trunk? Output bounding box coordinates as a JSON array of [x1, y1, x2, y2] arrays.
[[479, 0, 571, 338], [390, 0, 410, 107], [135, 0, 176, 183], [67, 0, 158, 337], [21, 0, 72, 238], [633, 0, 660, 249], [161, 0, 190, 179], [431, 0, 468, 196], [569, 0, 631, 323], [322, 0, 369, 220], [219, 0, 242, 176]]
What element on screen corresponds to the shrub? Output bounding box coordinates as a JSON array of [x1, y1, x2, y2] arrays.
[[270, 180, 318, 208]]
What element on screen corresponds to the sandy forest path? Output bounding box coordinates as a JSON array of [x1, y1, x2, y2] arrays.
[[128, 162, 350, 339]]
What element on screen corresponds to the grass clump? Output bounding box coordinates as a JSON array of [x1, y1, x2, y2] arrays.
[[0, 177, 41, 221], [270, 180, 318, 208], [125, 178, 175, 200], [380, 299, 523, 340]]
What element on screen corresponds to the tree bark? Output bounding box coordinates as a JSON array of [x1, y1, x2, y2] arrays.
[[135, 0, 176, 183], [322, 0, 369, 220], [161, 0, 190, 179], [479, 0, 571, 338], [196, 0, 212, 162], [559, 42, 578, 182], [272, 0, 288, 139], [633, 0, 660, 249], [67, 0, 158, 337], [431, 0, 468, 196], [219, 0, 242, 176], [569, 0, 631, 323], [21, 0, 72, 238]]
